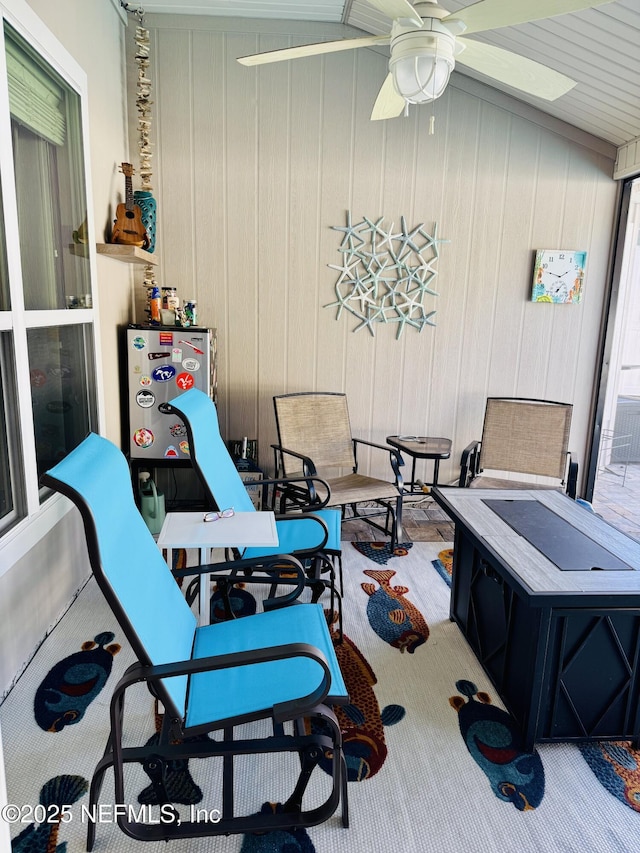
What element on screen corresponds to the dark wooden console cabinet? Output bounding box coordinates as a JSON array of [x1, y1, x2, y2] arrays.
[[432, 487, 640, 750]]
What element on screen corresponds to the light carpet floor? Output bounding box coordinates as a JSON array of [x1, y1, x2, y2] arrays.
[[2, 541, 640, 852]]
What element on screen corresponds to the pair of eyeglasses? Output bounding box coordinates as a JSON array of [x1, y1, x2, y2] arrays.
[[203, 508, 235, 522]]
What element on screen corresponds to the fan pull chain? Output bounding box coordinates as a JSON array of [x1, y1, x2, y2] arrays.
[[429, 114, 435, 135]]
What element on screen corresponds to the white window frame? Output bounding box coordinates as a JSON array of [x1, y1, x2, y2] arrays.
[[0, 0, 105, 572]]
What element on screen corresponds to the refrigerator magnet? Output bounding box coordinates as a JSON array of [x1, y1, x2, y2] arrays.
[[136, 390, 155, 408], [152, 365, 176, 382], [176, 373, 195, 391], [133, 429, 154, 448]]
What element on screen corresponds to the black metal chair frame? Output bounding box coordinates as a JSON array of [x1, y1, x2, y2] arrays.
[[458, 396, 579, 498], [42, 436, 349, 848], [272, 392, 405, 551], [160, 394, 345, 639]]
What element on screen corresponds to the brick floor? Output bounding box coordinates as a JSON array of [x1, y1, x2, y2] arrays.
[[592, 462, 640, 540], [339, 497, 454, 543]]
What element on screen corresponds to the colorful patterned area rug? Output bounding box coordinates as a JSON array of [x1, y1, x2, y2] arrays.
[[432, 547, 453, 586], [351, 540, 413, 565], [3, 542, 640, 852]]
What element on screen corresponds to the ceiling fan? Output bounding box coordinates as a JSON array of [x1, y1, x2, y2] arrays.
[[237, 0, 614, 120]]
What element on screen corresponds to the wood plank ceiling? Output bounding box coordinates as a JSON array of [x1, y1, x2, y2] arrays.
[[140, 0, 639, 147]]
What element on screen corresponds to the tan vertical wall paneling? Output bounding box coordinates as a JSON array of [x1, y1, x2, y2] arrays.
[[317, 50, 354, 393], [137, 14, 618, 490], [287, 48, 323, 396], [255, 34, 291, 448]]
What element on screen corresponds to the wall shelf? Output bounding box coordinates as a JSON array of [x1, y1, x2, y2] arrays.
[[68, 243, 89, 258], [96, 243, 158, 265]]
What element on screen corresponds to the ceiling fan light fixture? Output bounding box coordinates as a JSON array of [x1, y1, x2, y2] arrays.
[[392, 53, 453, 103], [389, 26, 455, 104]]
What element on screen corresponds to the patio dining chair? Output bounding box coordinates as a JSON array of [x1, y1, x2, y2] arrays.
[[459, 396, 579, 497], [162, 389, 344, 634], [42, 433, 349, 847], [272, 392, 405, 550]]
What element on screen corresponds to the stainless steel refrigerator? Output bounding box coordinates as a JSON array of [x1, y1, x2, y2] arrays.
[[123, 324, 216, 460]]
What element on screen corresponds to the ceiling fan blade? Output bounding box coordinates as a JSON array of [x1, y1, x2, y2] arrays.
[[237, 34, 390, 66], [457, 38, 576, 100], [371, 73, 406, 121], [365, 0, 423, 26], [444, 0, 615, 36]]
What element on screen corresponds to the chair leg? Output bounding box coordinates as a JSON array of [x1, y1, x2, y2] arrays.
[[335, 590, 343, 645], [326, 574, 343, 644], [306, 556, 343, 643], [341, 752, 349, 828], [86, 750, 113, 851], [392, 494, 404, 552], [282, 743, 323, 814], [87, 684, 127, 850], [141, 754, 180, 823], [309, 579, 326, 604]]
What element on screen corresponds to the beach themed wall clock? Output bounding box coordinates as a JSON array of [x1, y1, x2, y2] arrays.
[[532, 249, 587, 303]]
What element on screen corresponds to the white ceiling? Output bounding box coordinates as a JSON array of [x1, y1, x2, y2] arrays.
[[139, 0, 640, 148]]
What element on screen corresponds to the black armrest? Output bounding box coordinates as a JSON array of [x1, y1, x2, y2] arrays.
[[459, 440, 481, 488], [271, 443, 317, 475], [270, 444, 327, 508], [172, 553, 307, 610], [352, 437, 404, 488], [566, 452, 579, 499], [260, 474, 331, 509], [111, 641, 333, 727], [274, 511, 330, 553]]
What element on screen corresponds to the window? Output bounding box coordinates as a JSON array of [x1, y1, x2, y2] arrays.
[[8, 28, 91, 313], [27, 325, 96, 484], [0, 333, 22, 529], [0, 13, 99, 540]]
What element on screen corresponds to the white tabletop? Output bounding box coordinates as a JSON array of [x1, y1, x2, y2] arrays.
[[157, 511, 279, 549]]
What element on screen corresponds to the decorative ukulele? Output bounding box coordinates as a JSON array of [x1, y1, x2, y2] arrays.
[[111, 163, 149, 249]]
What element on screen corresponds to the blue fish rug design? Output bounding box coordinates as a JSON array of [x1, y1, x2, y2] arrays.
[[352, 541, 413, 565], [240, 803, 316, 852], [579, 741, 640, 812], [11, 774, 88, 852], [137, 702, 207, 806], [209, 583, 257, 623], [361, 569, 429, 653], [449, 680, 545, 810], [138, 730, 210, 806], [431, 548, 453, 587], [34, 632, 121, 732]]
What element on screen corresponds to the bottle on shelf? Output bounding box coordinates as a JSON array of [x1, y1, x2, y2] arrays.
[[183, 299, 197, 326], [162, 287, 179, 311], [149, 284, 161, 325]]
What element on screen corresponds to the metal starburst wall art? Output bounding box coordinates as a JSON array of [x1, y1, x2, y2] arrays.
[[326, 212, 448, 339]]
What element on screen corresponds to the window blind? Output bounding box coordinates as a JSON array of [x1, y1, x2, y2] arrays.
[[5, 37, 65, 146]]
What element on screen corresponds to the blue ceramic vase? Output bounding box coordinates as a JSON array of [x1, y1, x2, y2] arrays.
[[133, 190, 157, 253]]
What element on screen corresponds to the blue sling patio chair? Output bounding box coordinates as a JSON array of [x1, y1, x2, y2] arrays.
[[161, 388, 344, 635], [42, 433, 349, 848]]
